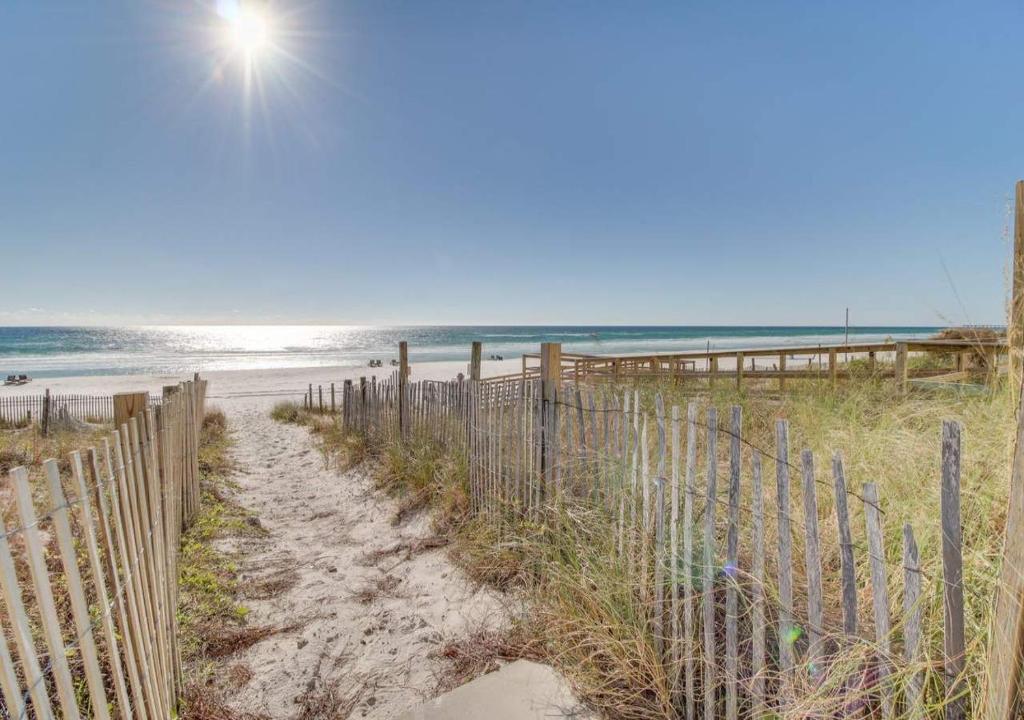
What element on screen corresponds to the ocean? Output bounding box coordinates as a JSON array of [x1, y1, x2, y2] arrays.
[[0, 326, 948, 379]]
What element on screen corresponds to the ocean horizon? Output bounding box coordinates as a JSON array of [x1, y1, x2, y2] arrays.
[[0, 325, 955, 379]]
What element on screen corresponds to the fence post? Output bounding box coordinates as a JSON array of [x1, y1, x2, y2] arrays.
[[539, 343, 561, 501], [113, 392, 149, 428], [942, 421, 966, 720], [470, 341, 482, 381], [343, 380, 352, 430], [41, 388, 51, 436], [829, 348, 838, 387], [330, 383, 335, 413], [895, 343, 909, 395], [399, 342, 409, 439], [735, 353, 744, 390], [359, 377, 367, 432]]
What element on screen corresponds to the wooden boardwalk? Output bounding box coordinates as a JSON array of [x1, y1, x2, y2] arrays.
[[507, 337, 1008, 392]]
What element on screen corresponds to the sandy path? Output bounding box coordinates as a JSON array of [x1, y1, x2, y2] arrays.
[[219, 401, 505, 719]]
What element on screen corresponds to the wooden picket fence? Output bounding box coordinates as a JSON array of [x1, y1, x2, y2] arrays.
[[0, 378, 206, 719], [341, 372, 972, 718], [0, 392, 162, 429]]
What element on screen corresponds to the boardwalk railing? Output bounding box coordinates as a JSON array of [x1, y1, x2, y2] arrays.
[[0, 378, 206, 718], [513, 337, 1008, 392], [340, 360, 975, 718]]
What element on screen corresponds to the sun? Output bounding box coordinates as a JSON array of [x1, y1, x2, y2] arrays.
[[221, 4, 273, 58]]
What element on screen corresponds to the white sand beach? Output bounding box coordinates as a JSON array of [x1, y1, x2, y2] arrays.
[[0, 358, 524, 409], [0, 347, 873, 409]]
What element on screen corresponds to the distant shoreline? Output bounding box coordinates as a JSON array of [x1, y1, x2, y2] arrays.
[[0, 324, 953, 379]]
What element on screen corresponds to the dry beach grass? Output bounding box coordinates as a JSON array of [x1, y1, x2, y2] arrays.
[[286, 371, 1015, 718]]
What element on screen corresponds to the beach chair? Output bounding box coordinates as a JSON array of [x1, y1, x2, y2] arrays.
[[17, 375, 30, 384], [4, 375, 15, 385]]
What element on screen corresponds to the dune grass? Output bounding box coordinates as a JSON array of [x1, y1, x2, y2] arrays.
[[274, 374, 1014, 718]]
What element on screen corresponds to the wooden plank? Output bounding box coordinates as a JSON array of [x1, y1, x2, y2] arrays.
[[653, 475, 666, 660], [669, 405, 681, 702], [539, 343, 561, 499], [702, 406, 718, 720], [0, 612, 23, 719], [469, 342, 482, 380], [896, 343, 909, 395], [575, 386, 587, 457], [11, 465, 81, 718], [904, 523, 925, 719], [942, 420, 967, 720], [801, 449, 825, 670], [832, 451, 858, 635], [1011, 179, 1024, 388], [864, 481, 894, 719], [129, 417, 172, 714], [144, 407, 178, 706], [551, 385, 561, 501], [775, 420, 796, 673], [86, 458, 145, 720], [725, 405, 741, 720], [653, 394, 666, 651], [750, 449, 766, 712], [114, 390, 150, 427], [986, 380, 1024, 720], [42, 458, 112, 718], [629, 393, 641, 571], [0, 474, 52, 718], [42, 387, 51, 436], [399, 343, 409, 438], [683, 402, 697, 720], [617, 390, 630, 555], [109, 433, 164, 718], [640, 414, 651, 599]]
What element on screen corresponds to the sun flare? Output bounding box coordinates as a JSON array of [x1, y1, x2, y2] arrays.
[[221, 4, 273, 58]]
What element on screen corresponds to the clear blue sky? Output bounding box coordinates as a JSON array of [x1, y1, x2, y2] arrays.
[[1, 1, 1021, 326]]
